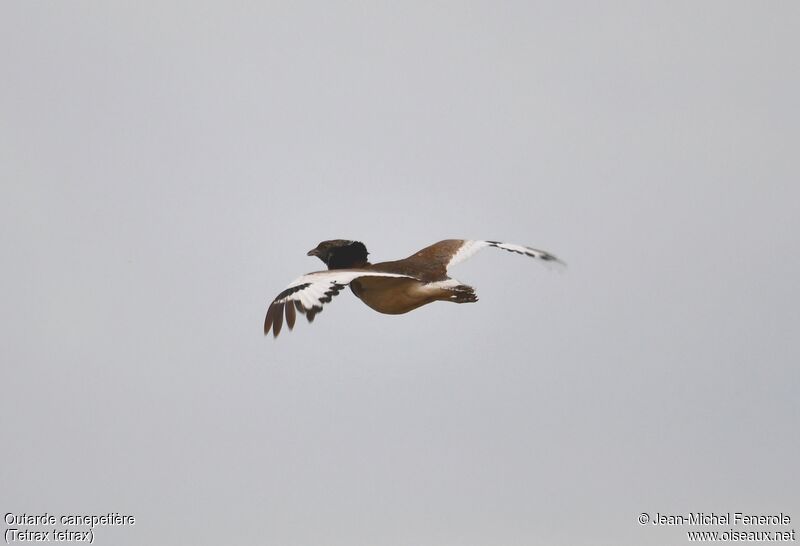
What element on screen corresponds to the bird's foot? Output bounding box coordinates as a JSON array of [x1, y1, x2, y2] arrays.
[[448, 284, 478, 303]]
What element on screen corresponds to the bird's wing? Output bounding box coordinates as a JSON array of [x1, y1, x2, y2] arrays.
[[264, 269, 418, 337], [408, 239, 564, 272], [447, 240, 564, 269]]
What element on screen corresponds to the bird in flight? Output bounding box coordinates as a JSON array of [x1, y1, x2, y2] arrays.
[[264, 239, 563, 337]]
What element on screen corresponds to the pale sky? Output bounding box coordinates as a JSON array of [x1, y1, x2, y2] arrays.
[[2, 2, 799, 545]]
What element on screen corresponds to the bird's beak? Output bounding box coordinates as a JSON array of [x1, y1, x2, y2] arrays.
[[307, 248, 319, 257]]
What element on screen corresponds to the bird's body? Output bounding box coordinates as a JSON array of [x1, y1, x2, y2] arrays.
[[350, 277, 429, 315], [264, 238, 563, 337], [350, 276, 475, 315]]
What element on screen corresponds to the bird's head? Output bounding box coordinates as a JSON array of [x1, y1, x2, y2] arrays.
[[307, 239, 370, 270]]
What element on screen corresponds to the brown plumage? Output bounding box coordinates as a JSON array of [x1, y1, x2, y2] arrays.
[[263, 239, 563, 337]]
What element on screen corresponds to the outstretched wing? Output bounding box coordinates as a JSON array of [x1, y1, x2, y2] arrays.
[[264, 269, 417, 337], [447, 240, 564, 269], [405, 239, 564, 275]]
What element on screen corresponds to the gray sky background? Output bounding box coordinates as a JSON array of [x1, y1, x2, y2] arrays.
[[2, 2, 798, 545]]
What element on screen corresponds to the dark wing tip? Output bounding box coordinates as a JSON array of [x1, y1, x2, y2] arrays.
[[306, 306, 321, 323], [534, 249, 566, 266], [285, 300, 296, 330], [264, 302, 276, 336], [272, 302, 285, 337], [265, 299, 307, 337]]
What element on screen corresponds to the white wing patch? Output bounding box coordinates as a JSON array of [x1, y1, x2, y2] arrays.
[[264, 269, 416, 337], [447, 240, 564, 270], [447, 241, 490, 268]]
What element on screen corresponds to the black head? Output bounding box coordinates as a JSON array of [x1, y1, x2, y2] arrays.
[[307, 239, 370, 270]]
